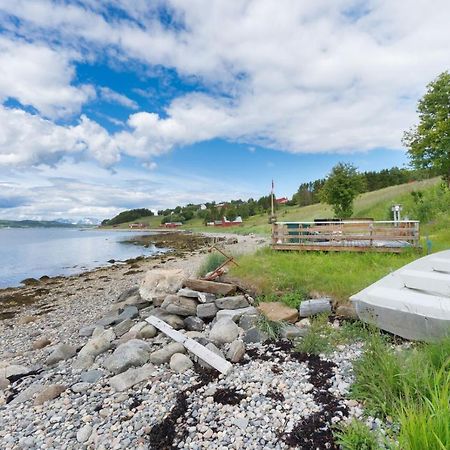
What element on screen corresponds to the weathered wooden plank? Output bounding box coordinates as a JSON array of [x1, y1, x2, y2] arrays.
[[275, 234, 417, 242], [146, 316, 233, 375], [184, 279, 237, 295]]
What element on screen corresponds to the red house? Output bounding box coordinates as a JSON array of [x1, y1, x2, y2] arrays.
[[275, 197, 289, 205]]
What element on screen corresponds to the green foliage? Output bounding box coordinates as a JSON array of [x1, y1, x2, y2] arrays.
[[403, 71, 450, 186], [319, 163, 365, 218], [256, 315, 284, 340], [256, 289, 307, 309], [197, 252, 227, 277], [405, 182, 450, 223], [334, 419, 380, 450], [106, 208, 154, 225], [232, 247, 416, 301], [350, 334, 450, 449]]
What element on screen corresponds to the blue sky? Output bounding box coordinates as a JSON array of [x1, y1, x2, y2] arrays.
[[0, 1, 449, 221]]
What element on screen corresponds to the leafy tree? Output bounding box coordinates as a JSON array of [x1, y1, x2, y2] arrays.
[[319, 163, 364, 218], [403, 71, 450, 186]]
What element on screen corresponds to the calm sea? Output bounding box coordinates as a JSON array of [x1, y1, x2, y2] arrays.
[[0, 228, 161, 289]]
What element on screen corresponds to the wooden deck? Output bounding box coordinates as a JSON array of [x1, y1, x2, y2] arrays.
[[272, 220, 420, 253]]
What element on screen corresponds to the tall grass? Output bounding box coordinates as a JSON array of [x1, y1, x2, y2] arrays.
[[350, 334, 450, 449], [334, 419, 380, 450], [197, 252, 227, 277]]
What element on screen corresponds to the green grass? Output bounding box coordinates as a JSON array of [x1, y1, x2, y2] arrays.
[[255, 288, 307, 309], [295, 314, 372, 354], [197, 252, 227, 277], [232, 247, 417, 301], [334, 419, 381, 450], [350, 334, 450, 449]]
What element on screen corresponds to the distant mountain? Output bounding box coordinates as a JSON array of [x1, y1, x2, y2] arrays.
[[0, 219, 80, 228]]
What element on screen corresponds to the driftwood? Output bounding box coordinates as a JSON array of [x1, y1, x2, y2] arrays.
[[146, 316, 233, 375], [183, 279, 237, 296]]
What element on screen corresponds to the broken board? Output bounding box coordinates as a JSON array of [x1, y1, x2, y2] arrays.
[[146, 315, 233, 375], [183, 279, 237, 296]]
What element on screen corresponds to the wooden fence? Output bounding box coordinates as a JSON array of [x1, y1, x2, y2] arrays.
[[272, 220, 420, 253]]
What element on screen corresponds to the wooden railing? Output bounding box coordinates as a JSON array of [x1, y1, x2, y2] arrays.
[[272, 220, 420, 253]]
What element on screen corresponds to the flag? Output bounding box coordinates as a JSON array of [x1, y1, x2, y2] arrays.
[[271, 179, 274, 194]]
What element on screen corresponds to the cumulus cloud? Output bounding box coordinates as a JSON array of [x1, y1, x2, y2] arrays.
[[0, 36, 94, 118], [1, 0, 449, 160]]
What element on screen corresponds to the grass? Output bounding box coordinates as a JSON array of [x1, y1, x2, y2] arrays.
[[232, 247, 417, 301], [256, 315, 285, 340], [197, 252, 227, 277], [255, 288, 307, 309], [334, 419, 381, 450], [350, 334, 450, 449], [295, 313, 372, 354]]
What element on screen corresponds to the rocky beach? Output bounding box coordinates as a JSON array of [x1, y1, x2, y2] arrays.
[[1, 232, 369, 449]]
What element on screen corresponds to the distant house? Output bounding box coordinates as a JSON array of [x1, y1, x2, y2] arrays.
[[212, 216, 243, 227], [163, 222, 183, 228], [275, 197, 289, 205], [129, 223, 145, 229]]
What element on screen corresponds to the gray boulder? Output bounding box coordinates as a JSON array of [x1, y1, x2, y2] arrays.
[[162, 295, 198, 316], [177, 288, 200, 298], [150, 342, 186, 365], [227, 340, 246, 363], [209, 318, 240, 345], [115, 287, 139, 303], [46, 344, 77, 366], [140, 268, 186, 301], [215, 295, 249, 310], [197, 303, 218, 319], [243, 327, 269, 344], [117, 305, 139, 321], [129, 321, 157, 339], [79, 325, 96, 337], [74, 329, 115, 370], [216, 306, 258, 322], [183, 316, 205, 331], [147, 308, 184, 329], [299, 298, 332, 317], [9, 382, 43, 405], [169, 353, 193, 373], [113, 319, 134, 337], [0, 364, 31, 379], [280, 325, 309, 339], [104, 339, 152, 374], [34, 384, 66, 405], [239, 314, 259, 330], [109, 363, 156, 392]]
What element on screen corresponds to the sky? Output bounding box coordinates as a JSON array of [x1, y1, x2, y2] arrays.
[[0, 1, 449, 221]]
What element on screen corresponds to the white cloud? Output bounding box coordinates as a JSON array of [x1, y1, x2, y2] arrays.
[[0, 160, 256, 220], [2, 0, 449, 158], [0, 36, 94, 118], [99, 87, 138, 110]]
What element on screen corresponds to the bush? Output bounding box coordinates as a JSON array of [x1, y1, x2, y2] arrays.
[[256, 315, 284, 340]]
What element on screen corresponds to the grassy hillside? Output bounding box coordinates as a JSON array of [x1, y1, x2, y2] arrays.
[[105, 177, 440, 234]]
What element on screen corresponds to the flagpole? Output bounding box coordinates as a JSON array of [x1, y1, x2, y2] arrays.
[[271, 179, 274, 218]]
